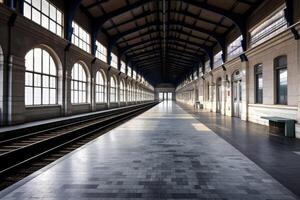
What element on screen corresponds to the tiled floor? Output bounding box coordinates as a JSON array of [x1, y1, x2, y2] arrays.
[[0, 101, 298, 200], [179, 102, 300, 198]]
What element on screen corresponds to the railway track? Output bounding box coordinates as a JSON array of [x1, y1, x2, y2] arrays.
[[0, 102, 157, 190]]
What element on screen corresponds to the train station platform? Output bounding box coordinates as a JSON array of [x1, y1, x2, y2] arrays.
[[0, 101, 298, 200]]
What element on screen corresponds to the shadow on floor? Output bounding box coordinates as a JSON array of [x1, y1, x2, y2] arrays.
[[178, 102, 300, 198]]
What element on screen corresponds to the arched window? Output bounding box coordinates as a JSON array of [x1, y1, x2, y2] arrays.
[[95, 71, 106, 103], [71, 63, 87, 104], [274, 55, 287, 105], [110, 76, 117, 102], [120, 80, 125, 102], [25, 48, 57, 106], [127, 83, 131, 102], [137, 87, 141, 101]]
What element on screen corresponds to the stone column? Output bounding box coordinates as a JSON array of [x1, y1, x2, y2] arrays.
[[209, 73, 215, 112], [107, 72, 111, 109], [7, 55, 25, 125], [91, 76, 96, 112], [241, 61, 249, 121], [64, 68, 72, 116], [117, 75, 120, 107], [296, 37, 300, 138], [221, 72, 227, 115], [0, 49, 5, 125]]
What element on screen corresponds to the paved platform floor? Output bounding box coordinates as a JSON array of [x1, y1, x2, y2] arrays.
[[0, 101, 298, 200], [179, 102, 300, 198]]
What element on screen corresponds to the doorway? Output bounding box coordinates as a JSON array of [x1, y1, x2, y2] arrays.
[[159, 92, 164, 100], [232, 70, 242, 118], [216, 78, 222, 113], [167, 92, 172, 100]]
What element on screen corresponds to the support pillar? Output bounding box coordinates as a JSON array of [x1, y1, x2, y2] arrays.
[[107, 71, 111, 109], [209, 73, 214, 112], [296, 35, 300, 138], [221, 72, 227, 115], [7, 55, 25, 125], [0, 48, 5, 125], [64, 69, 72, 116], [241, 61, 249, 121]]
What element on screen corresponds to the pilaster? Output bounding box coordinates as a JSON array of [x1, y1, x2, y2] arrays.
[[241, 61, 249, 121], [7, 55, 25, 125]]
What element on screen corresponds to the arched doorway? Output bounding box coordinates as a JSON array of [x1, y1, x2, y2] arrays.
[[232, 70, 242, 118], [216, 77, 222, 113]]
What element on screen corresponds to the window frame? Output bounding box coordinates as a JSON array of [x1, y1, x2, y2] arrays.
[[250, 8, 287, 47], [23, 0, 63, 37], [254, 64, 263, 104], [95, 41, 107, 63], [119, 80, 125, 102], [95, 71, 106, 103], [25, 48, 58, 106], [71, 22, 91, 53], [71, 63, 88, 104], [111, 53, 118, 69], [274, 55, 288, 105], [110, 76, 117, 102]]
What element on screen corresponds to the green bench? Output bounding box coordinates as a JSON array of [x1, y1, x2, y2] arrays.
[[194, 101, 203, 109], [261, 116, 297, 138]]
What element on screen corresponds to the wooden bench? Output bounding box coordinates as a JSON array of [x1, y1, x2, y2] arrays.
[[261, 116, 297, 138]]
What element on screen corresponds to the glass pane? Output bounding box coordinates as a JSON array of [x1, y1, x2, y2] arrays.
[[57, 25, 62, 37], [50, 89, 56, 104], [74, 91, 78, 103], [43, 88, 49, 104], [32, 0, 41, 9], [43, 50, 50, 74], [82, 91, 86, 103], [49, 4, 56, 20], [34, 87, 41, 105], [34, 74, 41, 86], [73, 65, 78, 80], [24, 3, 32, 19], [49, 20, 56, 33], [25, 87, 33, 105], [32, 8, 41, 24], [41, 15, 49, 29], [25, 50, 34, 71], [43, 75, 49, 87], [50, 77, 56, 88], [41, 0, 49, 15], [74, 81, 78, 90], [278, 69, 287, 104], [57, 11, 62, 25], [34, 48, 42, 72], [25, 72, 33, 86], [49, 57, 56, 75]]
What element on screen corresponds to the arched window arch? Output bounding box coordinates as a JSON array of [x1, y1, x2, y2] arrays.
[[25, 48, 57, 106], [133, 85, 137, 101], [136, 86, 141, 101], [120, 80, 125, 102], [71, 63, 87, 104], [95, 71, 106, 103], [127, 82, 132, 102], [274, 55, 287, 105], [110, 76, 117, 102]]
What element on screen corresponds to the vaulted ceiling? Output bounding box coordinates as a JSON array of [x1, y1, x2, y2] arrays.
[[77, 0, 262, 85]]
